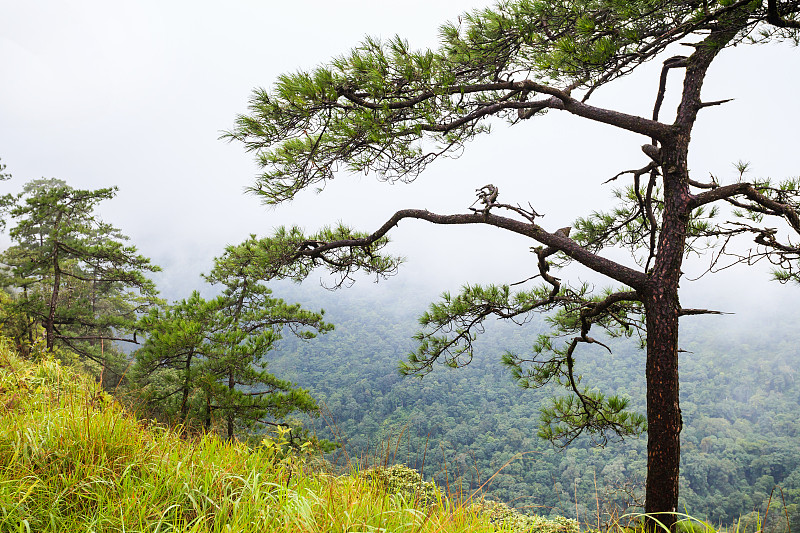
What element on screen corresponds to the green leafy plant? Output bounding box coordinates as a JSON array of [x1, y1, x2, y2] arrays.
[[362, 463, 441, 507]]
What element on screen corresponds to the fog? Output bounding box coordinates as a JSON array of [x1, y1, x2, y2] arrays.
[[1, 1, 798, 321]]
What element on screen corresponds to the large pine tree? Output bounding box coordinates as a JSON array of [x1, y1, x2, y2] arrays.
[[224, 1, 800, 525]]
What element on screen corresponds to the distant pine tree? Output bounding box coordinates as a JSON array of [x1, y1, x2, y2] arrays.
[[134, 241, 332, 440], [0, 178, 160, 376]]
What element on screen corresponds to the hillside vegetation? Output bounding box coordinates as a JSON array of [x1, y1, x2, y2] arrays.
[[0, 339, 579, 532], [268, 283, 800, 529]]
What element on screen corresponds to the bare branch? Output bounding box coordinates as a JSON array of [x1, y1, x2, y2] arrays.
[[768, 0, 800, 28], [296, 208, 648, 290], [644, 169, 659, 273], [698, 98, 735, 108], [604, 161, 658, 185], [653, 55, 688, 125], [678, 308, 729, 316], [688, 174, 719, 189]]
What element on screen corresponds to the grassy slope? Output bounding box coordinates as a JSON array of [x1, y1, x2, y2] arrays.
[[0, 340, 577, 533]]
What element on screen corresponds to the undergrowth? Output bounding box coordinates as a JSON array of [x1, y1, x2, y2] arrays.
[[0, 340, 576, 532], [4, 339, 774, 533]]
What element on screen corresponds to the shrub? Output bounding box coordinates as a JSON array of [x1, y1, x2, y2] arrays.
[[471, 498, 580, 533], [362, 463, 441, 506]]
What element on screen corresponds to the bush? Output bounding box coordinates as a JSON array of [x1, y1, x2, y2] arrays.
[[362, 463, 441, 506], [471, 498, 579, 533]]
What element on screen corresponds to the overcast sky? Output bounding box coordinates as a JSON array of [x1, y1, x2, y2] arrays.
[[1, 1, 799, 316]]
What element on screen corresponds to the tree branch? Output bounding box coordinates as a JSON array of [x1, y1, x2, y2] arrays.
[[678, 308, 729, 316], [768, 0, 800, 28], [56, 334, 140, 344], [690, 182, 800, 233], [296, 208, 648, 291]]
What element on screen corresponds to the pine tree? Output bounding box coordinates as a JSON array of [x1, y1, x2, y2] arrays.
[[135, 243, 332, 440], [223, 1, 800, 525], [0, 178, 160, 373]]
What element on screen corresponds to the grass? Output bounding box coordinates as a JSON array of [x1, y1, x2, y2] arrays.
[[0, 340, 577, 532], [6, 340, 773, 533]]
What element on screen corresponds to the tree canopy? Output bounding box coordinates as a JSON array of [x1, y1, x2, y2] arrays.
[[133, 241, 333, 441], [225, 0, 799, 526], [0, 179, 160, 374]]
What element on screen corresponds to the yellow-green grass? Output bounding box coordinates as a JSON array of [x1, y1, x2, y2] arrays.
[[0, 341, 561, 532]]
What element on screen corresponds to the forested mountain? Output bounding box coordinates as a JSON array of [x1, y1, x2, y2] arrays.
[[268, 281, 800, 527]]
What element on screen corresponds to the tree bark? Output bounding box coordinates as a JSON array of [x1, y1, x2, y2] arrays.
[[227, 370, 235, 440], [641, 12, 745, 525], [643, 133, 692, 529], [204, 394, 212, 431], [46, 247, 61, 352], [643, 289, 682, 527], [180, 348, 194, 420], [23, 286, 34, 353], [45, 211, 65, 353]]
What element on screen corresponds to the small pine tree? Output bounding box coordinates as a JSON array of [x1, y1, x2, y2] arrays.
[[0, 178, 159, 374], [135, 241, 332, 440]]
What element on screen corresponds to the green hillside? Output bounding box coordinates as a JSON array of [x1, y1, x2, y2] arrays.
[[0, 338, 579, 532], [267, 283, 800, 529]]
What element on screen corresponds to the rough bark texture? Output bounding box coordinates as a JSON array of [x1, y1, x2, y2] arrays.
[[46, 247, 61, 352], [643, 136, 691, 524], [641, 11, 743, 524], [644, 289, 682, 522]]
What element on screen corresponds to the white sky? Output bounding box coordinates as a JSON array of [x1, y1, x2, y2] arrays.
[[1, 1, 798, 315]]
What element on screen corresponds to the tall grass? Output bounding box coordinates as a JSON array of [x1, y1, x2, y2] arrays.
[[5, 341, 756, 533], [0, 342, 546, 532]]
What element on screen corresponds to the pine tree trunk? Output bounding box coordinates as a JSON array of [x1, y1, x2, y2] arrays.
[[23, 286, 34, 354], [227, 370, 235, 440], [46, 249, 61, 352], [204, 395, 212, 431], [641, 14, 745, 525], [180, 349, 194, 420], [644, 291, 681, 529], [643, 138, 691, 531]]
